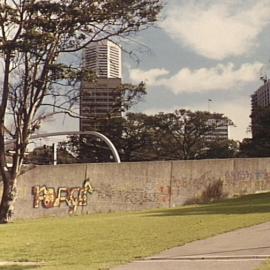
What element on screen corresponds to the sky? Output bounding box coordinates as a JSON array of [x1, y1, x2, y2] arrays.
[[42, 0, 270, 142], [124, 0, 270, 141]]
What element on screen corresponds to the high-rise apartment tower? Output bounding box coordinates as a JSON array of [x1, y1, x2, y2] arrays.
[[251, 80, 270, 109], [251, 79, 270, 137], [80, 40, 122, 131], [84, 40, 122, 79]]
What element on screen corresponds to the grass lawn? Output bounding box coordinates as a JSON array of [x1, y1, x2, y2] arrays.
[[260, 261, 270, 270], [0, 192, 270, 270]]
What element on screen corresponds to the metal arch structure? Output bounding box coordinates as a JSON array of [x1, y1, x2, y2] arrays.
[[8, 131, 121, 164]]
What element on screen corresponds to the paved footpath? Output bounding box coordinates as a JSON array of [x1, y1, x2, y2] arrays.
[[113, 222, 270, 270]]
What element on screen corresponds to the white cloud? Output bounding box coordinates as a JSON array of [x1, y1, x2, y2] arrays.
[[129, 68, 169, 85], [161, 0, 270, 60], [130, 62, 263, 94], [142, 106, 180, 116]]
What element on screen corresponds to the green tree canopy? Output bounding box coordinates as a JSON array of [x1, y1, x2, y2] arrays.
[[65, 110, 235, 162]]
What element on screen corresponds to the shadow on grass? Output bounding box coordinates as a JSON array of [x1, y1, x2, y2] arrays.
[[0, 266, 40, 270], [147, 192, 270, 217]]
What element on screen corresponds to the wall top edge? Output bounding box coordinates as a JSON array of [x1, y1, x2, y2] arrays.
[[24, 157, 270, 170]]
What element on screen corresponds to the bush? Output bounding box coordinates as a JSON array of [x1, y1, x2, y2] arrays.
[[184, 180, 226, 205], [201, 179, 225, 203]]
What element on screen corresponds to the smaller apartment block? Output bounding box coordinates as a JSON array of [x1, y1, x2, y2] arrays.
[[206, 118, 229, 141]]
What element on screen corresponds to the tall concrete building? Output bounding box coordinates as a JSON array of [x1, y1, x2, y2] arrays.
[[80, 40, 122, 131], [84, 40, 122, 79], [251, 79, 270, 137], [251, 80, 270, 109]]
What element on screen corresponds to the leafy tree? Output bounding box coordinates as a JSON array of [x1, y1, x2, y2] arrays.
[[0, 0, 162, 223], [198, 139, 239, 159], [239, 138, 270, 158], [67, 118, 124, 163], [119, 113, 154, 161], [25, 145, 77, 165], [149, 110, 232, 160], [64, 113, 152, 163], [68, 110, 233, 162]]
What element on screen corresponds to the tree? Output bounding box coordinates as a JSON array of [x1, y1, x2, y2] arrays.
[[67, 110, 233, 162], [64, 118, 122, 163], [24, 144, 77, 165], [149, 110, 232, 160], [198, 139, 239, 159], [0, 0, 162, 223], [117, 113, 156, 161], [239, 138, 270, 158], [64, 113, 152, 163]]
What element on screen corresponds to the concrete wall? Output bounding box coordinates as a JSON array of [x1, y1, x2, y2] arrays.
[[171, 159, 270, 205], [13, 158, 270, 219]]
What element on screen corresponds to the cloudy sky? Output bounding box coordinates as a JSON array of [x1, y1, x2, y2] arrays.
[[42, 0, 270, 142], [124, 0, 270, 140]]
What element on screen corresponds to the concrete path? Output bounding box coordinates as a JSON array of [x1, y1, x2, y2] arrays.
[[113, 222, 270, 270]]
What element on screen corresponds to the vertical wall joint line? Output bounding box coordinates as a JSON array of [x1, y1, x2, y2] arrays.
[[169, 161, 173, 208]]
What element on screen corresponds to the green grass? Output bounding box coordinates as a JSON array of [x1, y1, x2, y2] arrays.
[[0, 192, 270, 270], [259, 261, 270, 270]]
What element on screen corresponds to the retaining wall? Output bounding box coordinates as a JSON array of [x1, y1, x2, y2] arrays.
[[13, 158, 270, 219]]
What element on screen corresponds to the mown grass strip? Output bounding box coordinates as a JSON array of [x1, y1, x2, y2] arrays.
[[259, 261, 270, 270], [0, 192, 270, 270]]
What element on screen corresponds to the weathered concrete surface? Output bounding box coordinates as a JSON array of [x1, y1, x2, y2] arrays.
[[113, 222, 270, 270], [14, 161, 172, 219], [15, 163, 88, 219], [171, 159, 235, 205], [85, 162, 171, 213], [171, 158, 270, 205], [13, 158, 270, 219]]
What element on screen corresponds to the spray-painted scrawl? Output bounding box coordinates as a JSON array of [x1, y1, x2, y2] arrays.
[[32, 180, 93, 214]]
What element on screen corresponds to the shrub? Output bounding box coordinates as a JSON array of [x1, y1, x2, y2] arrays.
[[184, 179, 226, 205], [201, 179, 225, 203]]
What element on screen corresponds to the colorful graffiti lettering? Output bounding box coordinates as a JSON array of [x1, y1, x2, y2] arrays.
[[32, 180, 93, 214]]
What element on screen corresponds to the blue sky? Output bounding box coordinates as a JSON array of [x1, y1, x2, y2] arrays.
[[43, 0, 270, 142]]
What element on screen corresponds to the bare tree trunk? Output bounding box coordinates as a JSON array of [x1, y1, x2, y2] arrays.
[[0, 176, 17, 224]]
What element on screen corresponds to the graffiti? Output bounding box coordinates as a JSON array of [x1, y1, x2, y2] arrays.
[[32, 180, 93, 214], [225, 170, 270, 181], [92, 183, 170, 206]]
